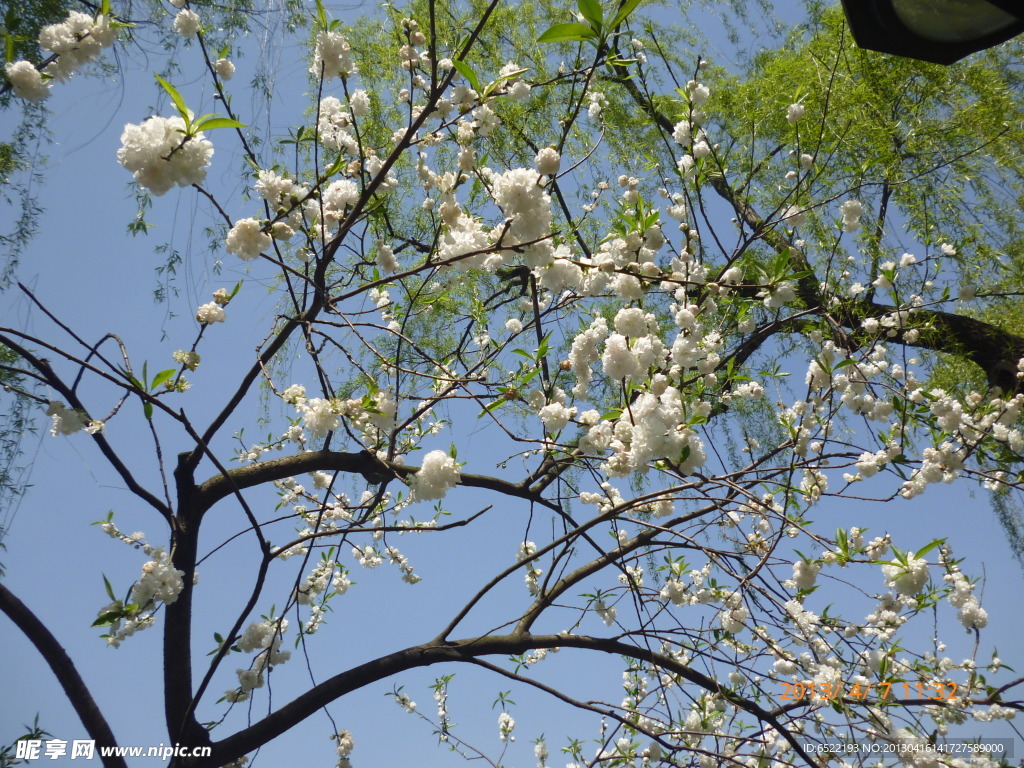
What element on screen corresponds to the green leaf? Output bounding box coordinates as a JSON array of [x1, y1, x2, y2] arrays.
[[537, 22, 598, 44], [150, 368, 176, 391], [92, 610, 123, 627], [577, 0, 603, 31], [609, 0, 645, 29], [143, 401, 154, 421], [481, 67, 530, 99], [192, 116, 247, 132], [323, 152, 347, 179], [102, 574, 116, 602], [155, 75, 190, 126], [915, 539, 945, 559], [480, 398, 505, 415], [451, 59, 480, 92], [314, 0, 328, 29]]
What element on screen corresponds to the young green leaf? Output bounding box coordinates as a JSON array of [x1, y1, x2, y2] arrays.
[[538, 22, 598, 44], [915, 539, 945, 560], [92, 610, 123, 628], [155, 75, 191, 126], [577, 0, 603, 32], [192, 116, 247, 132], [150, 368, 176, 391], [451, 59, 480, 92], [103, 574, 116, 602], [609, 0, 645, 29]]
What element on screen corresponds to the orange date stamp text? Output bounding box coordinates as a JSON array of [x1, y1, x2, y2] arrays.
[[778, 681, 959, 701]]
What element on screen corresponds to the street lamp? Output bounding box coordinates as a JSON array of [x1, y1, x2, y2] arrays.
[[840, 0, 1024, 64]]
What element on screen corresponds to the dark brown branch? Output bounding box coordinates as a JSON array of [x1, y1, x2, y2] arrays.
[[0, 583, 128, 768], [0, 334, 171, 519], [842, 300, 1024, 393], [616, 73, 1024, 393], [192, 449, 543, 517], [204, 632, 814, 768]]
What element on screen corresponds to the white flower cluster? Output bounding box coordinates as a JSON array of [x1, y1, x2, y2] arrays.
[[534, 147, 560, 176], [4, 11, 116, 102], [196, 285, 233, 324], [517, 541, 543, 595], [659, 563, 713, 607], [215, 58, 235, 80], [334, 730, 354, 768], [788, 559, 821, 590], [5, 61, 52, 103], [945, 568, 988, 630], [279, 384, 399, 447], [226, 618, 292, 702], [594, 598, 617, 626], [534, 740, 549, 766], [94, 524, 194, 646], [173, 8, 201, 36], [225, 218, 272, 261], [393, 690, 416, 713], [386, 546, 421, 584], [117, 116, 213, 195], [840, 199, 863, 232], [490, 167, 554, 267], [311, 30, 357, 80], [295, 559, 350, 606], [46, 401, 88, 436], [579, 355, 708, 478], [376, 240, 399, 272], [497, 712, 515, 742], [131, 547, 186, 609], [409, 450, 460, 501], [318, 96, 359, 154], [717, 592, 749, 633], [196, 301, 225, 324], [882, 555, 930, 597]]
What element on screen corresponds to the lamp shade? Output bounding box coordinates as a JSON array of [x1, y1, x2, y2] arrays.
[[840, 0, 1024, 64]]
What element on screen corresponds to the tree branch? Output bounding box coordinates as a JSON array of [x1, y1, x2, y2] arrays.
[[0, 583, 128, 768], [205, 632, 814, 768], [192, 449, 542, 517]]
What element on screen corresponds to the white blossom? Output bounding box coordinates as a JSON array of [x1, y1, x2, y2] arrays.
[[214, 58, 235, 80], [534, 147, 560, 175], [173, 9, 201, 36], [409, 450, 460, 501], [5, 61, 51, 102], [311, 30, 357, 79], [196, 302, 226, 324], [226, 218, 271, 261], [117, 116, 213, 195]]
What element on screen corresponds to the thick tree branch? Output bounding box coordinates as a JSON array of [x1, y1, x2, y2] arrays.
[[840, 300, 1024, 393], [0, 583, 128, 768], [192, 449, 543, 516], [204, 632, 814, 768], [616, 72, 1024, 392]]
